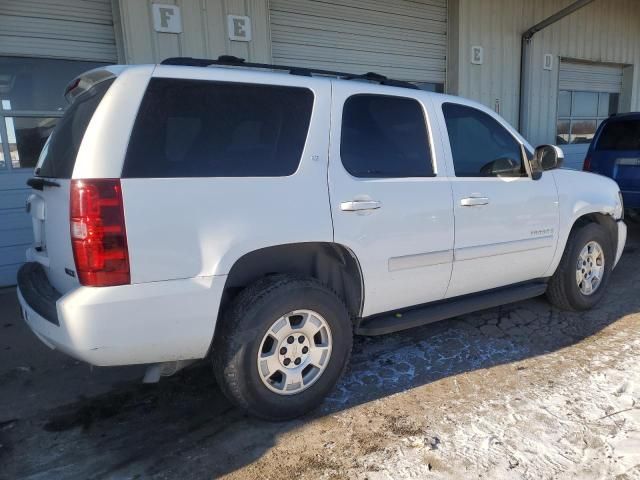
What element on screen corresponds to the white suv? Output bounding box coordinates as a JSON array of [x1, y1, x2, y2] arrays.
[[17, 57, 627, 420]]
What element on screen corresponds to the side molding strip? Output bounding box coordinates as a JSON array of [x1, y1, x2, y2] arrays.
[[388, 249, 454, 271], [454, 235, 554, 262]]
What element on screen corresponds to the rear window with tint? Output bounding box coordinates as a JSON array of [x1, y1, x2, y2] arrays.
[[37, 79, 114, 178], [596, 119, 640, 151], [340, 94, 434, 178], [122, 78, 314, 178]]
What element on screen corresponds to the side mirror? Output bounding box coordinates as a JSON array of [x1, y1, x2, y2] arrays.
[[533, 144, 564, 174]]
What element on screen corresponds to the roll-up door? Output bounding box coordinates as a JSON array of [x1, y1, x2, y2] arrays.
[[559, 61, 623, 94], [558, 60, 624, 169], [0, 0, 117, 62], [269, 0, 447, 86]]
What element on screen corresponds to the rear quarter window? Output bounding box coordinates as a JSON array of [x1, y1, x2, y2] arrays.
[[122, 78, 314, 178], [596, 119, 640, 151]]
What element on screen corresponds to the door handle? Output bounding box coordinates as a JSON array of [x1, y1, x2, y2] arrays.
[[340, 200, 382, 211], [460, 196, 490, 207]]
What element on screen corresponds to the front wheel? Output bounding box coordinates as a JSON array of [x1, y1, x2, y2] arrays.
[[213, 275, 352, 420], [546, 222, 614, 311]]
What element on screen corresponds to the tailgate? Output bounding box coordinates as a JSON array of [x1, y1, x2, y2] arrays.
[[613, 154, 640, 190], [25, 70, 118, 294], [591, 150, 640, 190], [26, 180, 78, 294]]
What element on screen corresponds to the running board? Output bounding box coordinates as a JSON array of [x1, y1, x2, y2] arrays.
[[355, 282, 548, 336]]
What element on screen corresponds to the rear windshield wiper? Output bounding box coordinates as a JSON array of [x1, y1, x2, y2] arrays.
[[27, 177, 60, 190]]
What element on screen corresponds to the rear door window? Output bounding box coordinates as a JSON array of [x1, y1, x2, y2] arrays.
[[596, 120, 640, 151], [36, 78, 114, 178], [340, 94, 434, 178], [122, 79, 314, 178]]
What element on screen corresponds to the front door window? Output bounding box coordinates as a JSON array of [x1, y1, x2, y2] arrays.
[[442, 102, 525, 178]]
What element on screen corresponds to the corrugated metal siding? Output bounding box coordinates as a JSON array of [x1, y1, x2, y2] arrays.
[[453, 0, 640, 146], [269, 0, 447, 83], [559, 60, 623, 93], [0, 0, 117, 62], [0, 172, 32, 287], [118, 0, 271, 64]]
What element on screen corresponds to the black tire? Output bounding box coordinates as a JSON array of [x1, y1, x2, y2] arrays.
[[212, 275, 352, 421], [546, 222, 614, 311]]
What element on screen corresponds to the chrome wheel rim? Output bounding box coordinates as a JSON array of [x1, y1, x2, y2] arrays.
[[576, 241, 605, 296], [257, 310, 332, 395]]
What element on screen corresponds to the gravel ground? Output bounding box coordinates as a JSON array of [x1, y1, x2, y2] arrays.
[[1, 222, 638, 480]]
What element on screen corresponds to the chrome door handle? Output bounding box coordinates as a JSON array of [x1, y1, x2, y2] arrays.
[[340, 200, 382, 211], [460, 197, 489, 207]]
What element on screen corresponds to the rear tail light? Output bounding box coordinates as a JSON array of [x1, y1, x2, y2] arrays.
[[583, 155, 592, 171], [70, 179, 130, 286]]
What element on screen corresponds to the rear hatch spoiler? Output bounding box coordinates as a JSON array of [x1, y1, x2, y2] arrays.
[[64, 65, 126, 103]]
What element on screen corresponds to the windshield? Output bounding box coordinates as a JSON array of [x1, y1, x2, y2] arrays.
[[35, 78, 114, 178]]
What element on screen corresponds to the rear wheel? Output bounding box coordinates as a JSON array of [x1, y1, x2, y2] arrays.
[[213, 275, 352, 420], [546, 222, 614, 311]]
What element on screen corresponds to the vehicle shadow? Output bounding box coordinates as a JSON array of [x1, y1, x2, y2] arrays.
[[2, 223, 639, 480]]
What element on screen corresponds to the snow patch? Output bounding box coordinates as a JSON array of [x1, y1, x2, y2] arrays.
[[356, 339, 640, 479]]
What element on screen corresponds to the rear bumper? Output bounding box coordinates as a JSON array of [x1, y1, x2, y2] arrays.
[[621, 190, 640, 209], [17, 262, 226, 366]]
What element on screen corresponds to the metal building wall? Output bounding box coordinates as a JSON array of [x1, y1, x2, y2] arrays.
[[0, 0, 118, 62], [269, 0, 447, 84], [117, 0, 271, 64], [450, 0, 640, 146]]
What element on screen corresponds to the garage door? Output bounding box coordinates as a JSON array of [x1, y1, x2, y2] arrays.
[[269, 0, 447, 87], [557, 60, 623, 169], [0, 0, 117, 286]]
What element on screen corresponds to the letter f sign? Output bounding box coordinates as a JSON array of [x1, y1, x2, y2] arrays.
[[153, 4, 182, 33]]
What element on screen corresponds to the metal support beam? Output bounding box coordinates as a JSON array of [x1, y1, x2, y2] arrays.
[[518, 0, 597, 136]]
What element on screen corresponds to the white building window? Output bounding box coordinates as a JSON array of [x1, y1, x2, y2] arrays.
[[556, 90, 618, 145], [0, 56, 109, 170]]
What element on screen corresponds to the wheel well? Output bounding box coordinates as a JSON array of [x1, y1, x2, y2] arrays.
[[221, 242, 364, 321], [570, 212, 618, 248]]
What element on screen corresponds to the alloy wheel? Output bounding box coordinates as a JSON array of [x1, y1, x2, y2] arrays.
[[257, 310, 333, 395]]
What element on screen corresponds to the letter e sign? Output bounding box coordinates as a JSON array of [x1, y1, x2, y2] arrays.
[[227, 15, 252, 42], [152, 4, 182, 34]]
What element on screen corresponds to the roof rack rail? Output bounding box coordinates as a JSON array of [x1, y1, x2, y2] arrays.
[[160, 55, 419, 90]]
